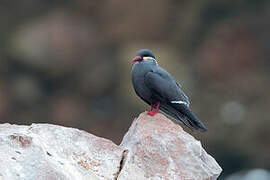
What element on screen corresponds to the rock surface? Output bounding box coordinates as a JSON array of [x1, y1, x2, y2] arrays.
[[0, 124, 125, 180], [0, 112, 222, 180], [119, 112, 222, 180]]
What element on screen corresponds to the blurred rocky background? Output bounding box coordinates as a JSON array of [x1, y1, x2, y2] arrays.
[[0, 1, 269, 179]]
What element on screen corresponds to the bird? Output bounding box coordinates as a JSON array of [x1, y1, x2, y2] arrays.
[[131, 49, 207, 132]]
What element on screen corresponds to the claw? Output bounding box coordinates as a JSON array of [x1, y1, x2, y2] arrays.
[[148, 110, 158, 116]]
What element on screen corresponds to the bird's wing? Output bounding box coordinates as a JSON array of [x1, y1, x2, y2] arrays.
[[175, 81, 190, 106], [144, 70, 190, 106], [144, 69, 207, 132]]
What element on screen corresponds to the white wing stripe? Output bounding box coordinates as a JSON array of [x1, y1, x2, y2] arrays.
[[171, 100, 189, 106]]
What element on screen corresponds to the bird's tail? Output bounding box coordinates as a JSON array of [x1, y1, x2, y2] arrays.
[[160, 103, 207, 132]]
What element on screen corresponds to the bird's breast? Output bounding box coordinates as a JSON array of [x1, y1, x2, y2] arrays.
[[131, 64, 153, 103]]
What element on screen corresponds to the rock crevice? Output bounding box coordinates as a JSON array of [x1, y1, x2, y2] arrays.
[[114, 149, 129, 180]]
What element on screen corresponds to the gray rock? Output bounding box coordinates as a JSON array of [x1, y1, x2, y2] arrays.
[[119, 112, 222, 180], [0, 124, 125, 180], [0, 112, 222, 180]]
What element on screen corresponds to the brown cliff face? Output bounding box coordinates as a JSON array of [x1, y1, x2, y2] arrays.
[[0, 113, 221, 180]]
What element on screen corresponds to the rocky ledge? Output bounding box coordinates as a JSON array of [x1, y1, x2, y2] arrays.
[[0, 112, 222, 180]]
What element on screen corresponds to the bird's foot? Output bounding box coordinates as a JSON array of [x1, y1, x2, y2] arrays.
[[148, 110, 158, 116], [148, 102, 160, 116]]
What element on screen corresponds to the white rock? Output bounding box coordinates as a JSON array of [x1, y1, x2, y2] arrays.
[[0, 124, 125, 180], [119, 112, 222, 180], [0, 112, 222, 180]]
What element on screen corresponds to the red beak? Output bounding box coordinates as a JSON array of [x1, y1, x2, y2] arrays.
[[132, 56, 143, 63]]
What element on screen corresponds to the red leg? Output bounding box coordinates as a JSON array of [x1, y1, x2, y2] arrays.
[[155, 102, 160, 113], [148, 102, 160, 116], [148, 103, 154, 115], [150, 103, 153, 111]]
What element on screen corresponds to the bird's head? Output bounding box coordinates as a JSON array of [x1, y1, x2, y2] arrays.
[[131, 49, 157, 65]]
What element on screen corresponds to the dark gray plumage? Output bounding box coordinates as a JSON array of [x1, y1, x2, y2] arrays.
[[131, 49, 207, 132]]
